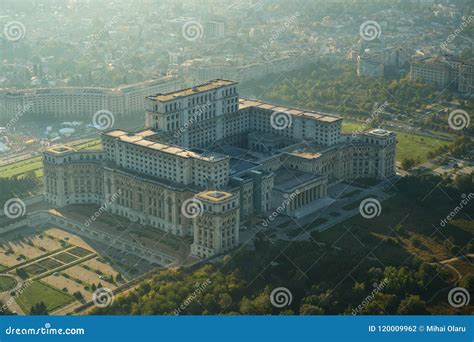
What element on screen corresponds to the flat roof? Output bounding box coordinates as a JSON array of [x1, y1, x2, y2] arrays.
[[284, 142, 334, 159], [239, 98, 341, 123], [103, 129, 227, 162], [229, 157, 260, 176], [46, 146, 76, 155], [365, 128, 395, 137], [147, 79, 236, 102], [196, 190, 233, 202], [273, 168, 325, 192]]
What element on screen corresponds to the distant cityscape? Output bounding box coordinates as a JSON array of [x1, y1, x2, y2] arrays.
[[0, 0, 472, 318]]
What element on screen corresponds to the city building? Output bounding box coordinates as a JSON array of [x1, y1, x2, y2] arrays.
[[0, 77, 181, 121], [357, 46, 412, 77], [357, 54, 384, 77], [205, 20, 226, 39], [410, 56, 451, 88], [179, 55, 306, 85], [410, 55, 474, 93], [43, 79, 396, 258]]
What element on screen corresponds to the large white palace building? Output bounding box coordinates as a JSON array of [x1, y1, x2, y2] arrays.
[[0, 76, 180, 121], [43, 80, 396, 258]]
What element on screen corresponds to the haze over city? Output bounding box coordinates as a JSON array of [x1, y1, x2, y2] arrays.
[[0, 0, 472, 326]]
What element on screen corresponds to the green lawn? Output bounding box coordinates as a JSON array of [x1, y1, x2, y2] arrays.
[[0, 139, 101, 179], [0, 275, 17, 292], [0, 157, 42, 178], [341, 121, 450, 164], [395, 133, 450, 163], [15, 281, 75, 314]]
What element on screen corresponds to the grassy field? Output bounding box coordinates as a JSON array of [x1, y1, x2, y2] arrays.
[[16, 281, 74, 314], [0, 139, 101, 179], [0, 157, 42, 178], [0, 275, 17, 292], [395, 133, 450, 163], [341, 121, 450, 163]]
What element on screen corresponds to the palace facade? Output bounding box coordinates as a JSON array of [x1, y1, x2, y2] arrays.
[[43, 79, 396, 258]]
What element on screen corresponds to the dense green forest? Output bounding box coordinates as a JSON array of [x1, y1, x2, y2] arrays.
[[93, 174, 473, 315]]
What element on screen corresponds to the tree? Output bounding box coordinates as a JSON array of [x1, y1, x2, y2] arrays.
[[218, 293, 232, 310], [0, 301, 14, 315], [401, 158, 416, 171], [30, 302, 48, 315], [239, 288, 272, 315], [460, 274, 474, 293], [73, 291, 84, 301], [453, 174, 473, 193], [115, 273, 123, 283], [300, 304, 324, 315], [362, 294, 398, 315], [16, 268, 28, 279], [397, 295, 428, 315]]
